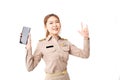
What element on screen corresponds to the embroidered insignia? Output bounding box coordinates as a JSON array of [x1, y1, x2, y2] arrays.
[[39, 38, 45, 41], [60, 43, 67, 47]]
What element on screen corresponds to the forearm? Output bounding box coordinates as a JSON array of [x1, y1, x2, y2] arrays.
[[83, 37, 90, 58], [26, 47, 34, 71], [25, 44, 42, 71]]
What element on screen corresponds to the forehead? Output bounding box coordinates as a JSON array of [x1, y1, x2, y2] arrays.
[[47, 16, 59, 22]]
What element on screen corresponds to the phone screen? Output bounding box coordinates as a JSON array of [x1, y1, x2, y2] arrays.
[[20, 26, 31, 44]]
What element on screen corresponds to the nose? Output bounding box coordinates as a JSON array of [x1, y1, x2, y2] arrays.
[[53, 23, 57, 27]]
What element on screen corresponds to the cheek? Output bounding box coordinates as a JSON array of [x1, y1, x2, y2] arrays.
[[46, 26, 52, 32], [58, 26, 61, 30], [58, 24, 61, 29]]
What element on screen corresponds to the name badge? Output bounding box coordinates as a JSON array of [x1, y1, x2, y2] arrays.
[[46, 45, 54, 48]]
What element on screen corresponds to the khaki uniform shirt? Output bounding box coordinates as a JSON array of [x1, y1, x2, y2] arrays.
[[26, 35, 90, 80]]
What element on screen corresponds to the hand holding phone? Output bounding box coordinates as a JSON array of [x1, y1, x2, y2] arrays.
[[20, 26, 31, 45]]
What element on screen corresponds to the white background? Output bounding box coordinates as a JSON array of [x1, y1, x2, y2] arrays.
[[0, 0, 120, 80]]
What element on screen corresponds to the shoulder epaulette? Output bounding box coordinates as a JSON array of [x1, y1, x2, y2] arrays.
[[61, 38, 67, 40], [39, 38, 46, 41]]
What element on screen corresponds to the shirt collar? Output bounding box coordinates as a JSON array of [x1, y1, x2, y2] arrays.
[[46, 35, 61, 41]]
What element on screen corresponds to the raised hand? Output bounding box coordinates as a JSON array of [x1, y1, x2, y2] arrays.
[[78, 22, 89, 38]]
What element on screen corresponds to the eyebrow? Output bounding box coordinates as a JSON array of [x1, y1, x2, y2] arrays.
[[48, 20, 59, 23]]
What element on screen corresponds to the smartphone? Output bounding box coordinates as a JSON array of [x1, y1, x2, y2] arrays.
[[20, 26, 31, 44]]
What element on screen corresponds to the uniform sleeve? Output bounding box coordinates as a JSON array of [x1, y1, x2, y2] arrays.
[[69, 38, 90, 58], [26, 41, 43, 71]]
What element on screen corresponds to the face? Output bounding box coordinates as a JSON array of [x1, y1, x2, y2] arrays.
[[45, 16, 61, 36]]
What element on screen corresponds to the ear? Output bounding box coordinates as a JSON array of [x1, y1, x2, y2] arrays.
[[44, 26, 47, 29]]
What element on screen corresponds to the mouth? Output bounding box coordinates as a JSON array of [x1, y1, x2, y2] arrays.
[[52, 28, 59, 31]]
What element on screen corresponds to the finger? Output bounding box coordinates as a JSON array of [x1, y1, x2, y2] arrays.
[[86, 24, 89, 32], [81, 22, 83, 30], [28, 33, 31, 39], [78, 30, 83, 36], [20, 33, 22, 37], [84, 24, 88, 31]]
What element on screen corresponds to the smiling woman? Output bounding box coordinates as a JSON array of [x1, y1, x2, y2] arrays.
[[24, 13, 90, 80], [44, 14, 61, 37]]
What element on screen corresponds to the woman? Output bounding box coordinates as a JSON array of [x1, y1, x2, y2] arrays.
[[25, 13, 90, 80]]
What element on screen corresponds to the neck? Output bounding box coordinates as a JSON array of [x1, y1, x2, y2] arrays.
[[49, 34, 59, 40], [50, 34, 58, 37]]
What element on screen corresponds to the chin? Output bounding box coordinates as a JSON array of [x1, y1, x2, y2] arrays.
[[53, 31, 59, 34]]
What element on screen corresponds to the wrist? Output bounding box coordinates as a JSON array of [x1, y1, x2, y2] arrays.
[[84, 37, 90, 40], [25, 45, 32, 50]]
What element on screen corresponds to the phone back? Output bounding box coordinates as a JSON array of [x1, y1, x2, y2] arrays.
[[20, 27, 31, 44]]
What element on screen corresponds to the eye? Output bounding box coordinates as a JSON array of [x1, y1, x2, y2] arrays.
[[56, 20, 59, 23], [49, 22, 53, 24]]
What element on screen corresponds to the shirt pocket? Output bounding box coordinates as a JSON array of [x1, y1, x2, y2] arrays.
[[61, 46, 69, 52], [59, 46, 69, 62], [45, 47, 56, 54]]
